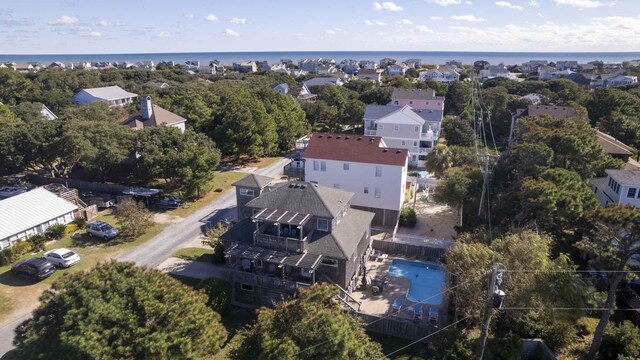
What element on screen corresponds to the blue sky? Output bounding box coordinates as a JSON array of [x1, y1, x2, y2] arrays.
[[1, 0, 639, 53]]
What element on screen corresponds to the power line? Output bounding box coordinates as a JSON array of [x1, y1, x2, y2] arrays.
[[502, 307, 640, 311], [502, 269, 640, 273], [383, 316, 470, 358]]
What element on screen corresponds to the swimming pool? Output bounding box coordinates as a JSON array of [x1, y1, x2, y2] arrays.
[[388, 259, 445, 305]]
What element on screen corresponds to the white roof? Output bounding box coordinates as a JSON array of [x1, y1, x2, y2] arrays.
[[0, 188, 78, 240], [377, 105, 426, 125], [80, 86, 138, 101]]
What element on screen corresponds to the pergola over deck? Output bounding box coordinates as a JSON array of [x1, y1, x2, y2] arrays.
[[252, 208, 311, 226], [225, 243, 323, 282]]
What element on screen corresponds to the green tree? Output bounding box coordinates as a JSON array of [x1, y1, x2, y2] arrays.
[[426, 144, 453, 177], [433, 167, 482, 227], [232, 284, 385, 360], [600, 321, 640, 360], [576, 205, 640, 360], [202, 223, 228, 264], [113, 198, 154, 238], [256, 88, 310, 152], [444, 81, 472, 119], [442, 116, 476, 147], [14, 262, 227, 360], [58, 102, 122, 123]]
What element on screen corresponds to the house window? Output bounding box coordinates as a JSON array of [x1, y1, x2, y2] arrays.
[[379, 124, 384, 130], [317, 218, 329, 231], [321, 258, 338, 267], [241, 284, 254, 292], [375, 166, 382, 177], [343, 163, 350, 171], [415, 126, 419, 132], [320, 161, 326, 172], [426, 102, 429, 105], [254, 260, 263, 268], [313, 160, 319, 171], [412, 155, 416, 161], [239, 188, 254, 196], [414, 141, 418, 147], [375, 188, 381, 198], [395, 125, 399, 132], [401, 140, 406, 146], [364, 187, 369, 194], [333, 183, 340, 189], [628, 188, 637, 198], [394, 100, 399, 105], [409, 101, 413, 105]]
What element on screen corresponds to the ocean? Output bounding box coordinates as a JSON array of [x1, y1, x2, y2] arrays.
[[1, 51, 640, 66]]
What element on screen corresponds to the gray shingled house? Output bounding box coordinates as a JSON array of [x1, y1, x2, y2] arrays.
[[221, 176, 374, 306]]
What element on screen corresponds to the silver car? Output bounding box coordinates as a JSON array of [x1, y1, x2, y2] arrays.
[[86, 221, 119, 240]]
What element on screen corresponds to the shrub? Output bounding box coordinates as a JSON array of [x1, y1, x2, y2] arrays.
[[0, 248, 12, 266], [600, 321, 640, 360], [399, 207, 418, 228], [113, 198, 153, 239], [0, 241, 34, 266], [196, 278, 232, 314], [27, 235, 46, 252], [45, 225, 66, 240], [65, 223, 79, 234], [71, 217, 87, 229]]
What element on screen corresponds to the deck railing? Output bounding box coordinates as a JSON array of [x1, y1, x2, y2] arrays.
[[227, 268, 311, 292]]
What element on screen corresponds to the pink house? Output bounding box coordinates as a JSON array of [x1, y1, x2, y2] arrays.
[[388, 88, 445, 111]]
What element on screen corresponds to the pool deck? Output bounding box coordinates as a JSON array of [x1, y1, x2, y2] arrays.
[[351, 256, 447, 323]]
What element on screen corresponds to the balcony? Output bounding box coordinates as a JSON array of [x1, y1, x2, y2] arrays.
[[364, 129, 377, 136], [227, 268, 311, 292], [254, 223, 312, 253], [420, 132, 437, 141], [283, 162, 305, 180]]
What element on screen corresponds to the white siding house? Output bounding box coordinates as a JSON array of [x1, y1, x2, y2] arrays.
[[363, 105, 441, 168], [72, 86, 138, 107], [592, 169, 640, 208], [0, 188, 78, 250], [302, 134, 409, 226]]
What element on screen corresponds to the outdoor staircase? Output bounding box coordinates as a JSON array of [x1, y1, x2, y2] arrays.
[[58, 188, 88, 209], [323, 275, 362, 312]]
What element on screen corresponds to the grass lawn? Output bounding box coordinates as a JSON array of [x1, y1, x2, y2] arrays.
[[167, 171, 247, 217], [173, 247, 214, 262], [0, 210, 164, 319]]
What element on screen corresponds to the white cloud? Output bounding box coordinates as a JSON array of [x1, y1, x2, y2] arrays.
[[528, 0, 539, 6], [495, 1, 523, 10], [416, 25, 434, 32], [185, 14, 195, 19], [466, 1, 472, 4], [325, 27, 346, 35], [553, 0, 605, 8], [89, 31, 101, 37], [96, 20, 125, 27], [426, 0, 461, 5], [205, 14, 218, 22], [48, 15, 79, 25], [397, 19, 413, 25], [365, 19, 388, 26], [373, 1, 403, 11], [156, 31, 170, 37], [229, 17, 246, 24], [451, 14, 485, 21], [223, 28, 240, 37], [430, 16, 444, 20], [325, 29, 336, 35]]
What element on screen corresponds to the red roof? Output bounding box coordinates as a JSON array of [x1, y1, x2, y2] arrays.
[[303, 133, 408, 166]]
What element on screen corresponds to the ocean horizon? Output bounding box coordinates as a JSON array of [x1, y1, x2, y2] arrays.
[[2, 51, 640, 67]]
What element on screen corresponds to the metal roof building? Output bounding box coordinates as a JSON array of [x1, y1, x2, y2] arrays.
[[0, 188, 78, 250]]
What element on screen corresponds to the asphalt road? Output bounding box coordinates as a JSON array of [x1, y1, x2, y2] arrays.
[[0, 158, 290, 357]]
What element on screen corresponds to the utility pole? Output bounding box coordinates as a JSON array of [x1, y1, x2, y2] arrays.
[[474, 264, 499, 360]]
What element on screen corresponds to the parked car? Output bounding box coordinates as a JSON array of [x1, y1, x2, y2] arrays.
[[11, 258, 56, 280], [86, 221, 119, 240], [154, 196, 184, 209], [43, 248, 81, 268]]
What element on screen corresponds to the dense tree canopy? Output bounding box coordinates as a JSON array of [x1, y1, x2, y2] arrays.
[[441, 116, 476, 147], [233, 284, 385, 360], [14, 262, 227, 360]]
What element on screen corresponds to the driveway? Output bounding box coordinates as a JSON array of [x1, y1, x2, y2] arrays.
[[0, 157, 290, 357]]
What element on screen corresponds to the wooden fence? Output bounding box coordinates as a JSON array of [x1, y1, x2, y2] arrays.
[[353, 311, 435, 341], [28, 175, 130, 195], [372, 239, 448, 261]]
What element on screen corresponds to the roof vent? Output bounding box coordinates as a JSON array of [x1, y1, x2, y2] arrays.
[[313, 183, 319, 188], [288, 184, 294, 188], [357, 137, 362, 140], [369, 138, 375, 143], [327, 135, 333, 139], [383, 149, 388, 152], [336, 135, 341, 139], [345, 136, 350, 140], [294, 184, 300, 188], [318, 135, 323, 138], [300, 184, 306, 189], [396, 150, 402, 154]]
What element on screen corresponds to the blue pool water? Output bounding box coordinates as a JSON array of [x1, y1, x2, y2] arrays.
[[388, 259, 445, 305]]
